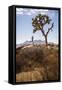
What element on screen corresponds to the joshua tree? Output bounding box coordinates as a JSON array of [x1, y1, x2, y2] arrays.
[[32, 14, 54, 46], [32, 36, 34, 45]]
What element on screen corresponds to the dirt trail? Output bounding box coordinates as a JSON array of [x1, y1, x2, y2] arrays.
[[16, 70, 43, 82]]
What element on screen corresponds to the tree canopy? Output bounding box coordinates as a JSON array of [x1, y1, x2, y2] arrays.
[[32, 14, 54, 35], [32, 14, 54, 45]]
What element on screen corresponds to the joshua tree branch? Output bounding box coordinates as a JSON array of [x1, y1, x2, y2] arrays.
[[46, 23, 54, 36], [41, 29, 46, 37]]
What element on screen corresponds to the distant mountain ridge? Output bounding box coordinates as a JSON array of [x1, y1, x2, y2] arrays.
[[16, 40, 45, 48]]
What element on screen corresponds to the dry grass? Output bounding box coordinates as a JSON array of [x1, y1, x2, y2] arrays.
[[16, 45, 59, 82]]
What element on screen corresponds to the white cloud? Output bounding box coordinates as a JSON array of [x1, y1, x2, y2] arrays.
[[30, 9, 36, 14], [27, 12, 32, 15], [16, 8, 24, 15], [23, 9, 28, 12], [16, 8, 49, 15], [16, 8, 24, 12], [16, 11, 23, 15], [40, 12, 47, 15], [34, 9, 48, 12]]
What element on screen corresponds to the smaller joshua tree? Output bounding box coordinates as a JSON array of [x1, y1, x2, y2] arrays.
[[32, 36, 34, 45], [32, 14, 54, 46]]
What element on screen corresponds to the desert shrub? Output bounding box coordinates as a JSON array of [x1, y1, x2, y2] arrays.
[[16, 45, 59, 80]]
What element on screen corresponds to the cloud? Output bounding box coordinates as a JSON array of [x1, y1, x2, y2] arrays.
[[30, 9, 36, 14], [16, 8, 24, 12], [16, 11, 23, 15], [27, 12, 32, 15], [16, 8, 49, 15], [40, 12, 47, 15], [16, 8, 24, 15]]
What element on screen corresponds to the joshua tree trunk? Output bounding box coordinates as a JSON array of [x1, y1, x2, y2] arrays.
[[41, 29, 48, 46], [32, 36, 34, 45], [45, 35, 47, 46]]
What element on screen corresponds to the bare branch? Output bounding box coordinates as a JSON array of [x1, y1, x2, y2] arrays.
[[41, 29, 46, 36], [46, 23, 54, 36]]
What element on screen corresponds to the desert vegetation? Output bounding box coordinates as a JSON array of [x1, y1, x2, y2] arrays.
[[16, 44, 59, 82]]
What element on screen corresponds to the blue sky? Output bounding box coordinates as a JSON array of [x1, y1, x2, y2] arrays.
[[16, 8, 59, 45]]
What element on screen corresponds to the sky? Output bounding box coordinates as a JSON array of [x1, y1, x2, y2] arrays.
[[16, 8, 59, 45]]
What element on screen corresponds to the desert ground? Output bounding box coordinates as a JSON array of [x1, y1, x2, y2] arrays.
[[16, 44, 59, 82]]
